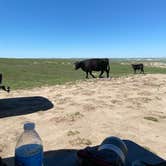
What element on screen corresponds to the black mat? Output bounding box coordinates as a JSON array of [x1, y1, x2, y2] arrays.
[[3, 140, 165, 166]]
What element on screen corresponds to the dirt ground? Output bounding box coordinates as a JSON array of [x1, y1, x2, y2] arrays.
[[0, 74, 166, 159]]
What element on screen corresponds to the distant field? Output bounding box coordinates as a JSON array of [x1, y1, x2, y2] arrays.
[[0, 58, 166, 89]]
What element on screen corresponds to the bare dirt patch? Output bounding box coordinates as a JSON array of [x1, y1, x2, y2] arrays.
[[0, 74, 166, 159]]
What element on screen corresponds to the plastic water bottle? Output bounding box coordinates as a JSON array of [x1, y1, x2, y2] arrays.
[[15, 122, 43, 166]]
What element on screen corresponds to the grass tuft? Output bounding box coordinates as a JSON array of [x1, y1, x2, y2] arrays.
[[69, 137, 92, 146], [67, 130, 80, 136], [144, 116, 159, 122]]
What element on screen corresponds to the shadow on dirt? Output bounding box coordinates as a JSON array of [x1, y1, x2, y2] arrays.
[[0, 96, 54, 118]]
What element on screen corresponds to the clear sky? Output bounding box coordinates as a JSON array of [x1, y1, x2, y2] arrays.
[[0, 0, 166, 58]]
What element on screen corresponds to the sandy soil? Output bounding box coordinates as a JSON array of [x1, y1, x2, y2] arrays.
[[0, 74, 166, 159]]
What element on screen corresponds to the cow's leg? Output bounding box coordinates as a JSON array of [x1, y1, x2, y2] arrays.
[[139, 69, 144, 74], [99, 70, 104, 78], [106, 65, 110, 78], [0, 86, 5, 91], [0, 86, 8, 92], [1, 85, 10, 92], [85, 71, 89, 79], [106, 70, 109, 78], [141, 68, 144, 74], [134, 69, 136, 74], [90, 71, 96, 78], [140, 69, 142, 74], [6, 86, 10, 92], [0, 73, 2, 84]]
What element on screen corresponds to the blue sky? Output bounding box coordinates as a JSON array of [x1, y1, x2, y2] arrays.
[[0, 0, 166, 58]]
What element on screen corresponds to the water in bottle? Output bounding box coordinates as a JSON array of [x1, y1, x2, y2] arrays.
[[15, 122, 43, 166]]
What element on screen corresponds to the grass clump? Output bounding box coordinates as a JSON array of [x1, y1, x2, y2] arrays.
[[68, 112, 84, 121], [69, 137, 92, 146], [67, 130, 80, 136], [144, 116, 159, 122]]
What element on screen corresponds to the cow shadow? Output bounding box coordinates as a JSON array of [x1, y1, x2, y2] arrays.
[[2, 140, 165, 166], [0, 96, 54, 118]]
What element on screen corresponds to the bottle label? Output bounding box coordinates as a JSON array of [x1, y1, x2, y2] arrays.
[[15, 144, 43, 166]]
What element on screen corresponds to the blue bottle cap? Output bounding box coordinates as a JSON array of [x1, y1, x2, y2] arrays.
[[24, 122, 35, 130]]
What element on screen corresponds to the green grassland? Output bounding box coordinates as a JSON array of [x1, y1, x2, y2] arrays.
[[0, 58, 166, 90]]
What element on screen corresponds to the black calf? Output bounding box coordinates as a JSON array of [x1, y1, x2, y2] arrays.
[[131, 63, 144, 74]]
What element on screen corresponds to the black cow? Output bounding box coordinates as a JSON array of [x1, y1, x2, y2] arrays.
[[0, 73, 10, 93], [74, 58, 110, 78], [131, 63, 144, 74]]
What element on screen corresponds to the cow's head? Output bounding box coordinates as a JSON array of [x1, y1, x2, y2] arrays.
[[74, 61, 81, 70], [131, 64, 135, 68]]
